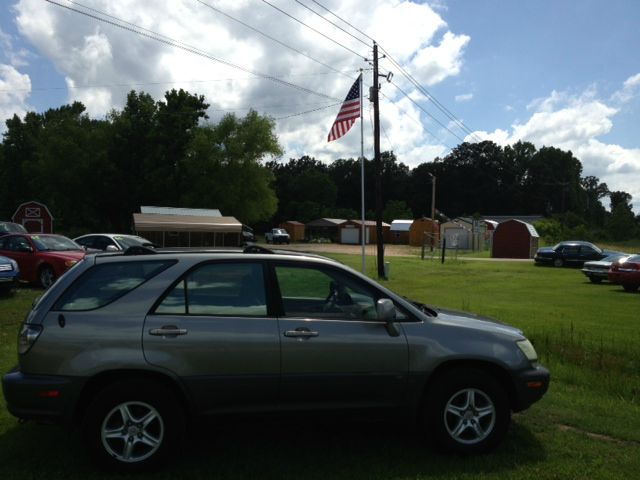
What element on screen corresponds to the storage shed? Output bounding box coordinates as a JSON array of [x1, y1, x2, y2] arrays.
[[305, 218, 346, 243], [12, 201, 54, 233], [279, 221, 305, 242], [491, 219, 539, 259], [390, 220, 412, 244], [440, 218, 488, 250], [409, 217, 439, 247], [339, 220, 390, 244]]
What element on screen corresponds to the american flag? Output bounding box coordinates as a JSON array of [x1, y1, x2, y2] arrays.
[[327, 74, 361, 142]]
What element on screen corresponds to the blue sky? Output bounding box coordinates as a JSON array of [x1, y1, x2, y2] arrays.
[[1, 0, 639, 209]]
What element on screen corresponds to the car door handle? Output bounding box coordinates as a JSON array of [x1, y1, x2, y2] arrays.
[[149, 326, 188, 336], [284, 328, 319, 338]]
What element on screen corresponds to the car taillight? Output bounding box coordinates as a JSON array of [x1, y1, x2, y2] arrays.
[[18, 323, 43, 355]]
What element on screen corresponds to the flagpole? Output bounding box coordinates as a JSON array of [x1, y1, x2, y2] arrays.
[[359, 71, 366, 274]]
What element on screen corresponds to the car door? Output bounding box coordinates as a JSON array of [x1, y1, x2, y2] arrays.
[[143, 260, 280, 414], [273, 261, 409, 409], [579, 245, 600, 262]]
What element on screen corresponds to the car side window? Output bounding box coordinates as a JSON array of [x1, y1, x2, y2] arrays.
[[563, 245, 579, 255], [54, 261, 175, 311], [275, 264, 378, 320], [75, 236, 95, 249], [95, 236, 116, 250], [8, 236, 30, 252], [155, 262, 267, 317]]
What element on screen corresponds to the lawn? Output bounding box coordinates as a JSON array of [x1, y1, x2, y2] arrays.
[[1, 257, 639, 480]]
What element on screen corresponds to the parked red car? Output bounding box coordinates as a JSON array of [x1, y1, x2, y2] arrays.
[[0, 234, 85, 288], [608, 255, 640, 292]]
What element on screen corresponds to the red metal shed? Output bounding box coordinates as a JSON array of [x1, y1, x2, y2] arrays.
[[491, 219, 539, 259], [11, 201, 54, 233]]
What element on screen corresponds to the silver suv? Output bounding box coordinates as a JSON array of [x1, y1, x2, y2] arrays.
[[2, 247, 549, 471]]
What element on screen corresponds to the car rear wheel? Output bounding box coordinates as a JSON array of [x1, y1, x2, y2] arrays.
[[553, 258, 563, 267], [423, 368, 510, 454], [38, 265, 55, 289], [83, 379, 185, 472], [622, 284, 639, 292], [589, 277, 602, 284]]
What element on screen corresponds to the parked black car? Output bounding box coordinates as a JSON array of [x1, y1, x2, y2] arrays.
[[534, 241, 616, 267]]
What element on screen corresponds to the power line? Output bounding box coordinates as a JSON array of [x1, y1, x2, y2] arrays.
[[379, 90, 453, 150], [389, 80, 467, 144], [379, 46, 482, 142], [44, 0, 341, 101], [292, 0, 370, 48], [274, 101, 341, 120], [194, 0, 352, 78], [0, 72, 344, 94], [259, 0, 367, 60], [310, 0, 374, 44]]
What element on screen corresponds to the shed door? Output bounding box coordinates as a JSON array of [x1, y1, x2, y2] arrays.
[[340, 228, 359, 244]]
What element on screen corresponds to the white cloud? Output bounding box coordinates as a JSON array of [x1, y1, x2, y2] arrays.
[[612, 72, 640, 103], [455, 93, 472, 102], [0, 64, 31, 129], [469, 85, 640, 210]]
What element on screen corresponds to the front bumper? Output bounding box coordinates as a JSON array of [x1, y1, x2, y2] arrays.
[[2, 367, 85, 424], [512, 365, 550, 412]]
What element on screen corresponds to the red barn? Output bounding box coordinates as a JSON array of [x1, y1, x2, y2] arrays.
[[12, 201, 54, 233], [492, 219, 539, 259]]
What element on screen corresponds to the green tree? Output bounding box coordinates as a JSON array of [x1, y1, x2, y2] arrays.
[[383, 199, 412, 223], [181, 110, 282, 224]]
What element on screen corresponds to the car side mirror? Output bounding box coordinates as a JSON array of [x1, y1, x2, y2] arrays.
[[18, 245, 33, 253], [105, 245, 119, 252], [377, 298, 400, 337]]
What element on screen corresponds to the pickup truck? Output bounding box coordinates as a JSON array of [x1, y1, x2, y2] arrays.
[[265, 228, 290, 244]]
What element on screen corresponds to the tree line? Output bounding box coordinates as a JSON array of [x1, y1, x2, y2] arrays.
[[1, 88, 637, 241]]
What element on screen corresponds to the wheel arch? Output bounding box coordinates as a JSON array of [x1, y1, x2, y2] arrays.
[[72, 369, 193, 427], [420, 359, 517, 413]]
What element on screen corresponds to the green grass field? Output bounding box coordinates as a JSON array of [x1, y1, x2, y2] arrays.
[[1, 257, 639, 479]]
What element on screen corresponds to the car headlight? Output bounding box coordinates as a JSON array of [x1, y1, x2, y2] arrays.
[[517, 339, 538, 362], [10, 259, 18, 270], [64, 259, 79, 268]]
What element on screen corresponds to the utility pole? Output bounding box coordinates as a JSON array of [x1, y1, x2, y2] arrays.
[[429, 173, 436, 251], [372, 42, 385, 279]]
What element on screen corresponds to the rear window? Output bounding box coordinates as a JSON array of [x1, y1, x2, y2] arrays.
[[54, 260, 175, 311]]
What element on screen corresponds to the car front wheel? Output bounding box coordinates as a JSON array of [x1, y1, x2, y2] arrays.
[[38, 265, 55, 289], [622, 284, 639, 292], [423, 368, 510, 454], [553, 258, 563, 267], [83, 380, 184, 472]]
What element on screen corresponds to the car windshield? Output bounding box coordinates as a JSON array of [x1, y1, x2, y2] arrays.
[[115, 236, 154, 249], [32, 235, 82, 252]]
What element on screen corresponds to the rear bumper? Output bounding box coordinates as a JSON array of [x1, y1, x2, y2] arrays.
[[2, 367, 85, 424], [512, 365, 550, 412]]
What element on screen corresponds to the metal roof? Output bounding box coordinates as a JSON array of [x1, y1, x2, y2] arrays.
[[306, 218, 347, 227], [133, 213, 241, 232], [390, 220, 413, 232], [140, 206, 222, 217]]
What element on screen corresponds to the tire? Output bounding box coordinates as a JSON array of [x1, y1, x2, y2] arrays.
[[38, 265, 55, 289], [423, 368, 510, 454], [622, 284, 639, 292], [82, 379, 185, 472], [589, 277, 603, 284], [552, 258, 563, 268]]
